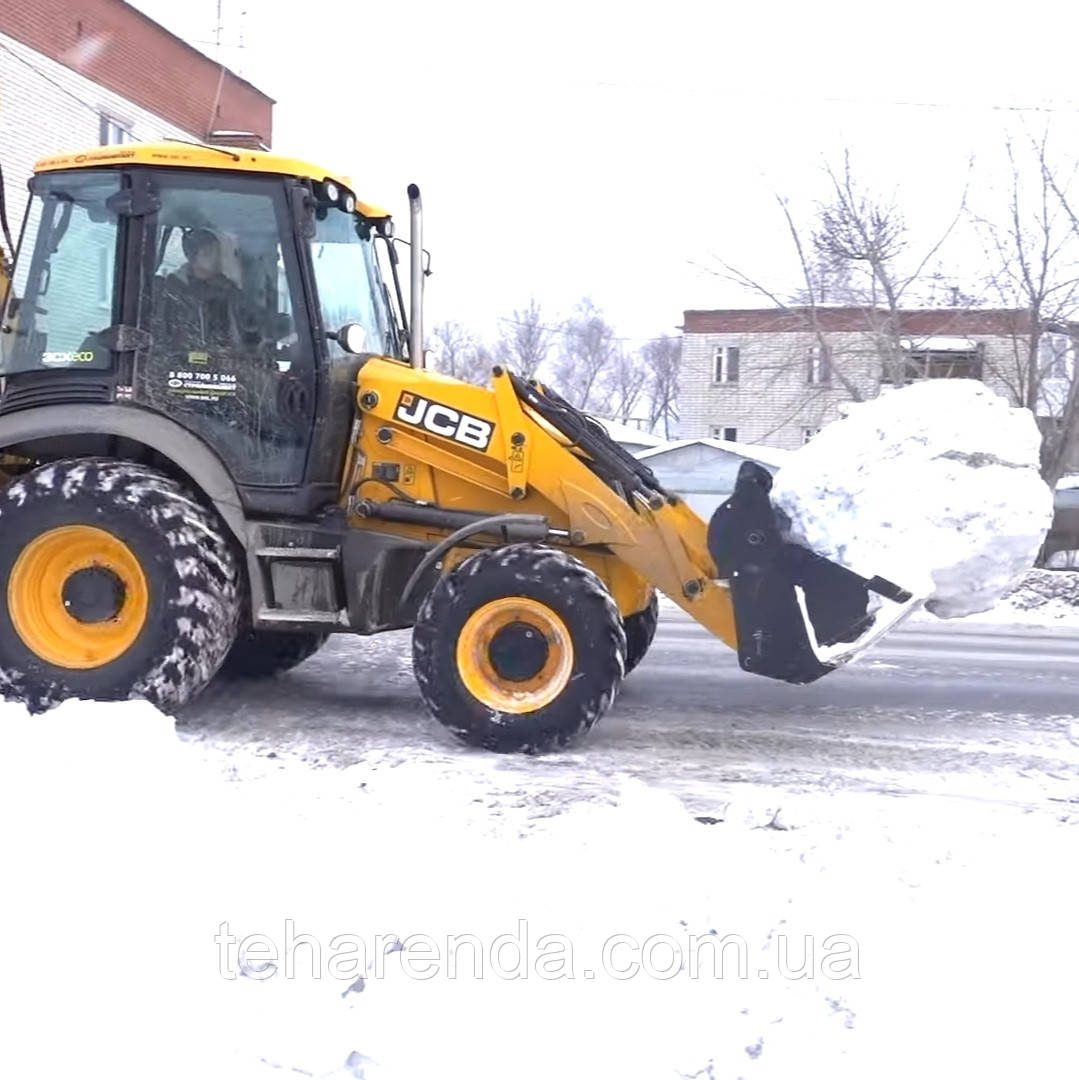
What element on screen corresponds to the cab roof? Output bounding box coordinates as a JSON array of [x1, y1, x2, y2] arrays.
[[32, 141, 391, 220]]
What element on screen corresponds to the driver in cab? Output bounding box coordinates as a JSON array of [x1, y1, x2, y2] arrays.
[[158, 227, 260, 353]]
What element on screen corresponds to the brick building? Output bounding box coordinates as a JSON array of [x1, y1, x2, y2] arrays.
[[679, 307, 1077, 451], [0, 0, 273, 230]]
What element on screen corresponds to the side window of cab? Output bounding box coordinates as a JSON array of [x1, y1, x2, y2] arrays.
[[135, 172, 315, 487]]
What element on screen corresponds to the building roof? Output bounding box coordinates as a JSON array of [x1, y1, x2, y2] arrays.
[[117, 1, 274, 104], [683, 307, 1035, 336], [590, 416, 666, 448], [0, 0, 274, 143], [33, 142, 390, 218], [636, 437, 792, 469]]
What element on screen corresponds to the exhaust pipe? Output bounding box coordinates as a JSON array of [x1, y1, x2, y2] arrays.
[[407, 183, 423, 368]]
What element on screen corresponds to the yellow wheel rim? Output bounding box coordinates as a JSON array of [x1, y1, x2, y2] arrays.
[[456, 597, 574, 714], [8, 525, 149, 669]]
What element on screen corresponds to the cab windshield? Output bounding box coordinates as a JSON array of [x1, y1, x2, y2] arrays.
[[1, 170, 121, 374], [309, 206, 400, 359]]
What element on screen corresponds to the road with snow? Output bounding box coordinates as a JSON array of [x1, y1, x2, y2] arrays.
[[180, 604, 1079, 817]]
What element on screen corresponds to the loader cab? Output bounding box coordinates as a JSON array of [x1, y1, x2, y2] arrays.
[[0, 150, 405, 515]]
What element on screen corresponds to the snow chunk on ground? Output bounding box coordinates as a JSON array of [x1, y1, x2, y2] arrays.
[[771, 381, 1053, 619], [973, 568, 1079, 624], [911, 568, 1079, 626]]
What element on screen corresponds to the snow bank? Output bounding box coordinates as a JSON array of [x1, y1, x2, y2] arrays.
[[961, 568, 1079, 625], [3, 702, 1075, 1079], [910, 568, 1079, 626], [0, 702, 859, 1079], [771, 381, 1053, 619]]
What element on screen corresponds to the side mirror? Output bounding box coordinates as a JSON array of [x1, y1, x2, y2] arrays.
[[273, 312, 293, 341], [335, 323, 367, 355]]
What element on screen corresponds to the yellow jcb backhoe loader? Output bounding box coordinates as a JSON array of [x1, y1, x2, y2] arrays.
[[0, 142, 922, 751]]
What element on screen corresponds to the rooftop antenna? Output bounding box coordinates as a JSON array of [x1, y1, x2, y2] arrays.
[[214, 0, 223, 59], [235, 8, 247, 77]]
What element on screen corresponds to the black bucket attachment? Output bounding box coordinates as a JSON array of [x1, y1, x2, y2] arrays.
[[708, 461, 920, 684]]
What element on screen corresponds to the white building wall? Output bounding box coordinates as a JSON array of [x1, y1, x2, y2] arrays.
[[680, 330, 879, 450], [681, 327, 1036, 451], [0, 31, 191, 244]]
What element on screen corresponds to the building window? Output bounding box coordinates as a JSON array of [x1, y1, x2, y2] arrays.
[[1040, 334, 1073, 380], [99, 115, 132, 145], [807, 343, 831, 385], [711, 425, 738, 442], [803, 426, 821, 444], [902, 350, 981, 382], [712, 345, 740, 383]]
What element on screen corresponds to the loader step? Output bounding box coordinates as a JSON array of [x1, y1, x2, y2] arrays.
[[255, 546, 341, 561], [256, 607, 349, 626]]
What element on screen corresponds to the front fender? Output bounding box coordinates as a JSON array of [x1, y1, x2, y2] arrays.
[[0, 404, 246, 542]]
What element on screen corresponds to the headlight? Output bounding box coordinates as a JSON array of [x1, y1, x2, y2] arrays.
[[323, 181, 340, 204]]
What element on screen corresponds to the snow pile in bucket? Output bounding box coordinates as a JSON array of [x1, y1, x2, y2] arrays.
[[771, 380, 1053, 618]]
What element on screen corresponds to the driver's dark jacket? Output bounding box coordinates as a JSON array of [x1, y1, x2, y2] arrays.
[[154, 266, 258, 352]]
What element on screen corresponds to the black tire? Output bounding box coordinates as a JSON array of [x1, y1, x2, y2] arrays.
[[623, 592, 659, 675], [412, 544, 626, 753], [218, 629, 328, 679], [0, 458, 240, 713]]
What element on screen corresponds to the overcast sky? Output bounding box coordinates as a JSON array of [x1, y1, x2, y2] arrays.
[[130, 0, 1079, 343]]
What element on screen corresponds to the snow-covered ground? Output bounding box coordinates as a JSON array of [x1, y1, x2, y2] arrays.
[[2, 699, 1076, 1080], [2, 382, 1074, 1079]]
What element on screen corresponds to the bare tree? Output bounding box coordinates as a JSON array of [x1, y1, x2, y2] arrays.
[[496, 299, 552, 379], [549, 297, 617, 412], [976, 132, 1079, 484], [709, 150, 970, 405], [606, 348, 648, 423], [428, 321, 494, 386], [811, 150, 970, 386], [1029, 136, 1079, 484], [640, 336, 681, 438], [709, 192, 871, 404]]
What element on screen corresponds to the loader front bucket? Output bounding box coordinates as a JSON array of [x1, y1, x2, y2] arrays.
[[707, 461, 924, 684]]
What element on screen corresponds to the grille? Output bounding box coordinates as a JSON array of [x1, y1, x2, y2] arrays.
[[0, 377, 113, 415]]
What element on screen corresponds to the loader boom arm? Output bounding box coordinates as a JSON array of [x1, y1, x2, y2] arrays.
[[350, 358, 923, 684], [350, 359, 739, 644]]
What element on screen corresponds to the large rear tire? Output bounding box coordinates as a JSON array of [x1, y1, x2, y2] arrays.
[[623, 592, 659, 675], [218, 629, 328, 679], [0, 458, 240, 712], [412, 544, 626, 753]]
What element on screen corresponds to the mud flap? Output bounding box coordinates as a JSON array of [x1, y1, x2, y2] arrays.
[[708, 461, 921, 684]]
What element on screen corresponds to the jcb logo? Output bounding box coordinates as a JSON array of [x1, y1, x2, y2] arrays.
[[395, 392, 494, 451]]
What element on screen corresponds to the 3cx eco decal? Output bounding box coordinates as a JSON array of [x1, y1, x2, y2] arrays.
[[42, 351, 95, 367], [394, 392, 494, 450]]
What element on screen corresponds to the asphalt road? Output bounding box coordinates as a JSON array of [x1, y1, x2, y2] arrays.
[[180, 605, 1079, 816]]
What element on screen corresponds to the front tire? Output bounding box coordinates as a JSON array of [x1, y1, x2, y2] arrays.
[[0, 458, 240, 712], [623, 592, 659, 675], [412, 544, 626, 753]]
